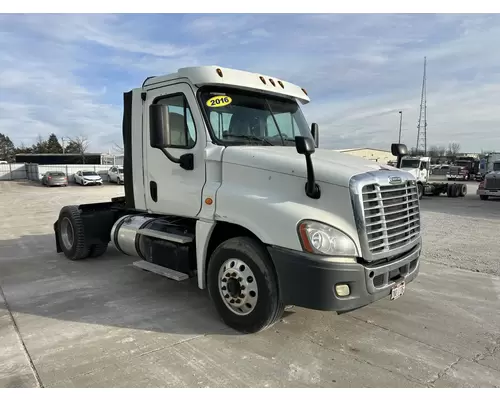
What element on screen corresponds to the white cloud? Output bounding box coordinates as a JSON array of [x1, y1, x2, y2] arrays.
[[1, 13, 500, 153]]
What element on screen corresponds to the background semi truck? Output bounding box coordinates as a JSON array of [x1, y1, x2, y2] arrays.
[[399, 155, 468, 198], [53, 66, 422, 333]]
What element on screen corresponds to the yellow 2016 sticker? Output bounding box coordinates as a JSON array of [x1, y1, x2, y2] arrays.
[[206, 95, 232, 108]]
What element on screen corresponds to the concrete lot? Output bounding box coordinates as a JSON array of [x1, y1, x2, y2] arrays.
[[1, 180, 499, 388]]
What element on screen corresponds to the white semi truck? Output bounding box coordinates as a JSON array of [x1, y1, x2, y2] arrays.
[[53, 66, 422, 333]]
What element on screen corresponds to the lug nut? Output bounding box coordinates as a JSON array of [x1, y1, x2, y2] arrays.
[[238, 277, 243, 282], [222, 286, 226, 290], [224, 294, 229, 298], [231, 272, 237, 277], [239, 293, 245, 298], [230, 299, 235, 304], [222, 278, 227, 283], [240, 286, 246, 290], [236, 299, 241, 304]]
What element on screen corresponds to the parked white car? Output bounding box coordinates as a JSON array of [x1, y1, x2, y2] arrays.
[[108, 166, 124, 184], [74, 170, 103, 186]]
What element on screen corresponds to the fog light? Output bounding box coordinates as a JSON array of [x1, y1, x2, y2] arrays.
[[335, 284, 350, 297]]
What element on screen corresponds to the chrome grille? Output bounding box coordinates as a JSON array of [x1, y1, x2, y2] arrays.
[[485, 177, 500, 190], [360, 181, 420, 258]]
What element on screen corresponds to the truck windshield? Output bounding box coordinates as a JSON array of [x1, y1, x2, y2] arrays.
[[456, 161, 470, 167], [400, 159, 420, 168], [198, 86, 313, 146], [493, 162, 500, 171]]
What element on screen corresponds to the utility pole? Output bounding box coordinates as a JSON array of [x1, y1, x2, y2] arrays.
[[398, 111, 403, 144], [416, 56, 427, 155]]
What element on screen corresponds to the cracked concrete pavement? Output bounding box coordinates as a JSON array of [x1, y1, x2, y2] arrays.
[[0, 180, 499, 387]]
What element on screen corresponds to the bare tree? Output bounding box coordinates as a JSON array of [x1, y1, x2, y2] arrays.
[[427, 145, 440, 158], [112, 141, 124, 154], [437, 146, 446, 157], [65, 135, 90, 163]]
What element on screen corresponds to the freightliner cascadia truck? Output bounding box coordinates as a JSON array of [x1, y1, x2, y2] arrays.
[[53, 66, 422, 333]]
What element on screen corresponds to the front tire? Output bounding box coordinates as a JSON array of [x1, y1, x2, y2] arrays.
[[207, 236, 284, 334], [417, 182, 424, 200]]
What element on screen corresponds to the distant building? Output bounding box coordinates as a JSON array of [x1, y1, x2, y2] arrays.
[[101, 154, 124, 166], [15, 153, 104, 165], [333, 147, 397, 164]]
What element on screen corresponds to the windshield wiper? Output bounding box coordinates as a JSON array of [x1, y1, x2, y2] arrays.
[[223, 134, 274, 146]]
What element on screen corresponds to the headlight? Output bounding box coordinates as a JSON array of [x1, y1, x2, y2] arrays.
[[297, 220, 359, 257]]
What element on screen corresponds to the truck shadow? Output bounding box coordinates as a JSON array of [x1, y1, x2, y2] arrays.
[[0, 234, 294, 338]]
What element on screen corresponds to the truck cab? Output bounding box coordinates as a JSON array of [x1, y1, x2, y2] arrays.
[[53, 66, 422, 333], [399, 156, 430, 198], [477, 161, 500, 200]]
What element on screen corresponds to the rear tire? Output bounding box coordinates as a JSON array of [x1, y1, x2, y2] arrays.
[[458, 184, 467, 197], [89, 242, 108, 258], [57, 205, 90, 260], [207, 236, 284, 334]]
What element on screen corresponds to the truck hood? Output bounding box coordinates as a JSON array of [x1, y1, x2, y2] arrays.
[[222, 146, 399, 188]]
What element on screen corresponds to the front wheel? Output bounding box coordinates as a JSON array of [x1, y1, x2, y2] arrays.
[[207, 236, 284, 334], [417, 182, 424, 200]]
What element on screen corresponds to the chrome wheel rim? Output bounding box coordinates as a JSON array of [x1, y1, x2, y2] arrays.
[[60, 217, 74, 250], [218, 258, 258, 316]]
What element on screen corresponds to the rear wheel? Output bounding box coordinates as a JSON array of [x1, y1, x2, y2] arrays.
[[57, 205, 90, 260], [207, 236, 284, 333], [458, 184, 467, 197], [89, 242, 108, 258]]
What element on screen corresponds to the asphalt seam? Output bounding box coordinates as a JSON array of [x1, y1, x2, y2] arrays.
[[304, 335, 424, 387], [426, 356, 463, 386], [349, 315, 462, 359], [0, 281, 44, 388]]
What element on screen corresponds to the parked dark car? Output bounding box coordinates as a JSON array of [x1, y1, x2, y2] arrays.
[[41, 171, 68, 187]]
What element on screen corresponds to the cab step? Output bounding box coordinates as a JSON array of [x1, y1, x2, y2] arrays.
[[133, 260, 189, 281]]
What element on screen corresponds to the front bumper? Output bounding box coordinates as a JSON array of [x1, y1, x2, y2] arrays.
[[477, 188, 500, 197], [268, 239, 421, 313], [83, 179, 103, 185]]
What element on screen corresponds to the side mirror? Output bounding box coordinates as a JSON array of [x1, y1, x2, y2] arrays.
[[391, 143, 408, 169], [391, 143, 408, 157], [149, 104, 171, 149], [295, 136, 320, 199], [295, 136, 316, 155], [311, 123, 319, 147]]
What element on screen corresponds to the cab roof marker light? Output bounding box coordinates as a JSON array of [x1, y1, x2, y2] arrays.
[[278, 80, 284, 89], [259, 76, 266, 84], [269, 78, 276, 87], [216, 68, 223, 77], [302, 88, 308, 96]]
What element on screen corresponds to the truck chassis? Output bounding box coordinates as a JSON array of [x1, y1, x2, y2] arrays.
[[423, 182, 467, 197]]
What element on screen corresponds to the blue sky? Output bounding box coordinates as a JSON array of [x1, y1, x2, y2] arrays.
[[1, 13, 500, 153]]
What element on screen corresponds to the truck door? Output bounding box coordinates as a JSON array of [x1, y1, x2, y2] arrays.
[[142, 82, 207, 218]]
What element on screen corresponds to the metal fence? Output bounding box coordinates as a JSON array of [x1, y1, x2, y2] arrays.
[[0, 163, 114, 182], [0, 163, 29, 181]]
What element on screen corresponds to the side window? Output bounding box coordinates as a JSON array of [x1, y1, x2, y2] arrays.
[[156, 93, 197, 148]]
